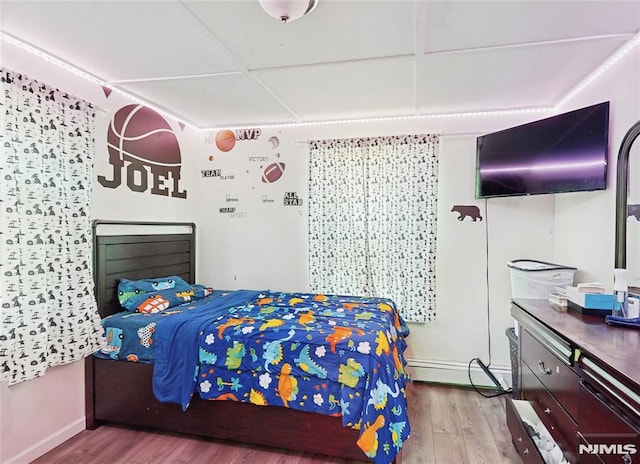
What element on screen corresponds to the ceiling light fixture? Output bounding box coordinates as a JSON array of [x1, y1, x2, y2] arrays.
[[258, 0, 318, 24]]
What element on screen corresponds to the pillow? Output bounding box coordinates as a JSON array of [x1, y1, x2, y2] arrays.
[[118, 277, 214, 313], [117, 276, 191, 307], [119, 275, 190, 293]]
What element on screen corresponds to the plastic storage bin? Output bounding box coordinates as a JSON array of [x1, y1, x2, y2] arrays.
[[507, 259, 576, 300]]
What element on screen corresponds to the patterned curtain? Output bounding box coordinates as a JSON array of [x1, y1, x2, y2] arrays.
[[0, 68, 105, 385], [308, 135, 439, 323]]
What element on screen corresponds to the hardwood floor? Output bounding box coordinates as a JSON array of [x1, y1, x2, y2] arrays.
[[32, 382, 523, 464]]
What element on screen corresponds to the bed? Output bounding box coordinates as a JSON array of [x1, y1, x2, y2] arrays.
[[85, 221, 410, 463]]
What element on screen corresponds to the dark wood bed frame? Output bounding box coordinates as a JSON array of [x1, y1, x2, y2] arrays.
[[85, 220, 400, 462]]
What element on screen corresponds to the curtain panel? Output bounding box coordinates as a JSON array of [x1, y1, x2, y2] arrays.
[[0, 68, 105, 385], [308, 134, 439, 323]]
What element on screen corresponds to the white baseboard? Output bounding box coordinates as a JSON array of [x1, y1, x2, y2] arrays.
[[4, 417, 85, 464], [406, 357, 513, 389]]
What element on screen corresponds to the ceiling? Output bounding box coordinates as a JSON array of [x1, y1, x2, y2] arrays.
[[2, 0, 640, 129]]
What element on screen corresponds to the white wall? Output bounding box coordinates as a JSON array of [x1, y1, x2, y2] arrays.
[[2, 37, 638, 464], [192, 117, 556, 388], [554, 45, 640, 287]]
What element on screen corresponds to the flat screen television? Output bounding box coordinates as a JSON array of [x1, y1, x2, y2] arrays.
[[475, 101, 610, 198]]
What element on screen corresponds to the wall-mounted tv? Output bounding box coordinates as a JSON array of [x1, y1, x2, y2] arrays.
[[475, 101, 610, 199]]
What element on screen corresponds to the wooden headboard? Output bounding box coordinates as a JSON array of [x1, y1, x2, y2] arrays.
[[92, 220, 196, 318]]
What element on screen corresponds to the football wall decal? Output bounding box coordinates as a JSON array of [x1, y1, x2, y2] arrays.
[[262, 162, 286, 183]]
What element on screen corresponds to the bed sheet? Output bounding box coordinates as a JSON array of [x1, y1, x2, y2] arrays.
[[95, 290, 230, 362]]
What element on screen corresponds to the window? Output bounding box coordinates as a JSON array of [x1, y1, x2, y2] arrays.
[[307, 134, 439, 323], [0, 68, 105, 384]]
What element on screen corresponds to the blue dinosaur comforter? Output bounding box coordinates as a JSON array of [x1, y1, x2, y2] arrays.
[[192, 291, 411, 464], [116, 289, 411, 463], [152, 289, 263, 410]]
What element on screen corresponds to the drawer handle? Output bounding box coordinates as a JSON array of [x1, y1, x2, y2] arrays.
[[538, 360, 552, 375]]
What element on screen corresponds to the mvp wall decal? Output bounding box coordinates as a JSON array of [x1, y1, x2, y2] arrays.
[[200, 128, 298, 212], [98, 104, 186, 198], [208, 128, 263, 153]]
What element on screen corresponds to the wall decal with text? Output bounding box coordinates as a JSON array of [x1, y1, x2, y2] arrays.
[[284, 192, 303, 206], [201, 169, 235, 180], [98, 104, 186, 198], [206, 128, 262, 153]]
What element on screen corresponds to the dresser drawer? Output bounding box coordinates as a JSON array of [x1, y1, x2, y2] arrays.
[[578, 381, 639, 464], [506, 398, 547, 464], [522, 362, 577, 462], [521, 328, 580, 419], [579, 354, 640, 426]]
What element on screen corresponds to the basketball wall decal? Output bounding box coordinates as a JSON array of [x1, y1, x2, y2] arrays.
[[107, 104, 181, 166], [262, 162, 286, 183], [99, 104, 187, 198], [215, 130, 236, 152]]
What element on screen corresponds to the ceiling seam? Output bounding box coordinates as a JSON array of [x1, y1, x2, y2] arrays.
[[176, 0, 301, 124], [423, 33, 635, 58], [414, 0, 429, 116], [108, 71, 243, 85]]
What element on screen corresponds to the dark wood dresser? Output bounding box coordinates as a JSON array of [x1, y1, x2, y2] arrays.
[[507, 299, 640, 464]]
